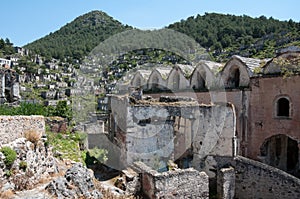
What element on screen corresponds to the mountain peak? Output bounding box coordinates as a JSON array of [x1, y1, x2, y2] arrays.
[[77, 10, 116, 23]]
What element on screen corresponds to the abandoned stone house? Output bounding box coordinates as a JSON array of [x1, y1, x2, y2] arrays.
[[109, 48, 300, 180], [0, 67, 21, 104], [108, 95, 235, 170]]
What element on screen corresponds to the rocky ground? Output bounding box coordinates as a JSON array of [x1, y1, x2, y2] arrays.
[[0, 136, 136, 199]]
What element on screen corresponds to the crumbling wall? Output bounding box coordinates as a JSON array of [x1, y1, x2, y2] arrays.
[[233, 156, 300, 199], [217, 167, 235, 199], [234, 156, 300, 199], [109, 95, 129, 135], [109, 95, 236, 169], [149, 90, 249, 157], [126, 105, 175, 168], [213, 156, 300, 199], [45, 117, 68, 133], [0, 115, 45, 146], [191, 104, 236, 171], [133, 162, 209, 199]]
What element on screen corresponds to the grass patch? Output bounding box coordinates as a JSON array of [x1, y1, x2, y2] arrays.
[[46, 131, 86, 163]]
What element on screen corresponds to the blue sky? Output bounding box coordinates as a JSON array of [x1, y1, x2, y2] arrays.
[[1, 0, 299, 46]]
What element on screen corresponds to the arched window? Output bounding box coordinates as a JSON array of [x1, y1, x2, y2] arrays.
[[276, 97, 290, 117]]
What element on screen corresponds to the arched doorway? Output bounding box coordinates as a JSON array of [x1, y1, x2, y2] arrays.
[[260, 134, 299, 176]]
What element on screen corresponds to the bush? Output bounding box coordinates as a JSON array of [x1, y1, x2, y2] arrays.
[[71, 132, 87, 142], [5, 169, 12, 177], [1, 147, 17, 167], [0, 101, 73, 121], [87, 147, 108, 164], [19, 161, 27, 171], [0, 102, 47, 116], [24, 130, 42, 144]]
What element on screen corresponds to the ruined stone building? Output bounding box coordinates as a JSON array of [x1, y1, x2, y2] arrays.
[[95, 48, 300, 198], [108, 95, 236, 170], [108, 47, 300, 171], [0, 67, 21, 104], [118, 51, 300, 175]]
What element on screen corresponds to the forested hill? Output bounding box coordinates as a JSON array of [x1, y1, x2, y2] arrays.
[[24, 11, 300, 63], [24, 11, 132, 61], [168, 13, 300, 61]]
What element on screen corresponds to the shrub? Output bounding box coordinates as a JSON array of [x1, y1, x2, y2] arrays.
[[19, 161, 27, 171], [87, 147, 108, 164], [0, 147, 17, 167], [5, 169, 12, 177], [24, 130, 42, 144], [71, 132, 87, 142]]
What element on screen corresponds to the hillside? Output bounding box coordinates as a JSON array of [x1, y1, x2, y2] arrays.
[[24, 11, 132, 62], [168, 13, 300, 61], [24, 11, 300, 63]]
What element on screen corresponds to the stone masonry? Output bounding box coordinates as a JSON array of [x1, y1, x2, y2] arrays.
[[214, 156, 300, 199], [109, 95, 236, 170], [132, 161, 209, 199], [234, 156, 300, 199], [0, 116, 45, 146]]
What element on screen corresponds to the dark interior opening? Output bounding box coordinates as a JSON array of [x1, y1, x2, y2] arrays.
[[197, 72, 206, 90], [234, 69, 240, 88], [287, 137, 298, 171], [277, 97, 290, 117], [261, 134, 299, 177]]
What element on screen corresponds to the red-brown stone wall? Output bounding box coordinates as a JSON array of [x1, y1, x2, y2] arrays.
[[248, 75, 300, 160]]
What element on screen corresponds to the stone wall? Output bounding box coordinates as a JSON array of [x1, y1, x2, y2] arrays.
[[248, 75, 300, 154], [217, 156, 300, 199], [109, 95, 236, 169], [217, 167, 235, 199], [0, 116, 45, 146], [149, 90, 249, 157], [234, 156, 300, 199], [248, 75, 300, 175], [45, 117, 67, 133], [133, 162, 209, 199]]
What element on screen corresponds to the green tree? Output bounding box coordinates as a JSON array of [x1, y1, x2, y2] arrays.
[[54, 100, 72, 121]]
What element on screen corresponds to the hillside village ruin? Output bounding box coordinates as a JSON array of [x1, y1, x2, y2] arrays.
[[102, 47, 300, 198], [1, 47, 300, 198], [113, 47, 300, 173]]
